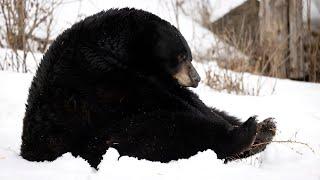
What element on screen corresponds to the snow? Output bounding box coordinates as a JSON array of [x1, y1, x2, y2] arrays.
[[0, 66, 320, 179], [0, 48, 42, 73], [0, 0, 320, 179], [53, 0, 217, 55]]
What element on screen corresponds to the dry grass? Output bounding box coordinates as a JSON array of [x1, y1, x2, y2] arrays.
[[178, 0, 320, 86], [304, 31, 320, 82], [203, 67, 259, 96], [201, 25, 320, 97], [0, 0, 61, 73], [253, 140, 315, 154], [194, 26, 278, 96]]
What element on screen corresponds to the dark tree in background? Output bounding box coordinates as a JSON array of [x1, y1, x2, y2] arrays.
[[0, 0, 61, 72], [259, 0, 304, 79]]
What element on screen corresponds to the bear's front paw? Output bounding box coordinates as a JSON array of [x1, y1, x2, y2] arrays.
[[225, 117, 277, 162], [232, 116, 258, 151], [248, 117, 276, 153], [218, 116, 258, 160], [256, 118, 276, 143]]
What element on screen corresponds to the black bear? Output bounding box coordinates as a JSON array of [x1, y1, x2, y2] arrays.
[[20, 8, 276, 168]]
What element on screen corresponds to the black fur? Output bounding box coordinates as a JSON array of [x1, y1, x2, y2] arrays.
[[20, 8, 275, 169]]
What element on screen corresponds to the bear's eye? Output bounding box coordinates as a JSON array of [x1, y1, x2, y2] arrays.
[[177, 54, 186, 63]]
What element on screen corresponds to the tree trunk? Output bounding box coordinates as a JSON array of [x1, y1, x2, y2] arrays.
[[15, 0, 27, 72], [259, 0, 289, 78], [16, 0, 26, 50], [288, 0, 305, 80]]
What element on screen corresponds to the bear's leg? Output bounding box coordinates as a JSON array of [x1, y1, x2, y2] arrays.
[[209, 108, 242, 126], [114, 111, 257, 162], [178, 91, 242, 127]]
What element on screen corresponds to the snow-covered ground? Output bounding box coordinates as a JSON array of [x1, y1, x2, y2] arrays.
[[0, 0, 320, 179], [0, 66, 320, 180]]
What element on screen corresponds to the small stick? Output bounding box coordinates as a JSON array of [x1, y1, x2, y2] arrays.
[[252, 140, 315, 153]]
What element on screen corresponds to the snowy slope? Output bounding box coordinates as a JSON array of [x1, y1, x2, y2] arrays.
[[0, 69, 320, 180]]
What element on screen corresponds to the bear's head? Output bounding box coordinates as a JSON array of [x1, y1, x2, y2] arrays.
[[130, 14, 201, 88]]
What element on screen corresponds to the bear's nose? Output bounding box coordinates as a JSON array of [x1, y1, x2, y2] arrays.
[[188, 62, 201, 88]]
